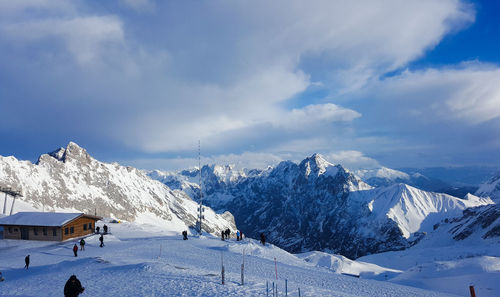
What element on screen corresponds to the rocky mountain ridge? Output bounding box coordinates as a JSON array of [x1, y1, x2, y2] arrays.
[[150, 154, 493, 258], [0, 142, 236, 235]]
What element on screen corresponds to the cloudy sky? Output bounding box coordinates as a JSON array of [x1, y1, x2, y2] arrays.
[[0, 0, 499, 171]]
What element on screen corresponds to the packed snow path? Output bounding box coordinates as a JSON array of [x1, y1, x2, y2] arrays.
[[0, 223, 460, 296]]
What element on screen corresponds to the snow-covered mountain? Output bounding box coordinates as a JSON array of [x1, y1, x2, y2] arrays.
[[355, 167, 453, 193], [0, 142, 236, 235], [475, 171, 500, 202], [150, 154, 493, 258]]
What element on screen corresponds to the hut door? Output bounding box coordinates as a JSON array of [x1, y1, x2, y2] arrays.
[[21, 227, 29, 240]]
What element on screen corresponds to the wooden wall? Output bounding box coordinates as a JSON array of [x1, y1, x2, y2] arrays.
[[61, 216, 96, 241]]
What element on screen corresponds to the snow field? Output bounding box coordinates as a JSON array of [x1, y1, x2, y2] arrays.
[[0, 222, 461, 297]]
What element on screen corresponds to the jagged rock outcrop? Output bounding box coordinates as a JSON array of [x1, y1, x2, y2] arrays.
[[0, 142, 236, 234]]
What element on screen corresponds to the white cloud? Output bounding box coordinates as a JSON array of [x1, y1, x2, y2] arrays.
[[1, 16, 124, 65], [2, 0, 491, 169], [363, 63, 500, 124], [325, 150, 381, 170]]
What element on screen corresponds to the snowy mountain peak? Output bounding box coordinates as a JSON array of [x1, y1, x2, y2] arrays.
[[37, 141, 92, 165], [299, 153, 337, 177]]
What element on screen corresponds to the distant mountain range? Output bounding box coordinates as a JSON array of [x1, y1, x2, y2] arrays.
[[1, 143, 497, 259], [150, 154, 494, 258], [0, 142, 236, 235]]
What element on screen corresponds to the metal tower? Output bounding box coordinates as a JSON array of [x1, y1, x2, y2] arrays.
[[1, 186, 22, 215], [197, 140, 204, 235]]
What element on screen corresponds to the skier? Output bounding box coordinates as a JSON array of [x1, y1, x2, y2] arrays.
[[236, 230, 240, 241], [80, 238, 85, 251], [103, 224, 108, 234], [182, 230, 188, 240], [260, 233, 266, 246], [99, 234, 104, 247], [221, 230, 225, 241], [73, 244, 78, 257], [24, 255, 30, 269], [95, 226, 100, 234], [64, 275, 85, 297]]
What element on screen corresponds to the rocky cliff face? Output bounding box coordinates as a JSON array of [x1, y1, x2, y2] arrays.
[[151, 154, 493, 258], [0, 142, 236, 234]]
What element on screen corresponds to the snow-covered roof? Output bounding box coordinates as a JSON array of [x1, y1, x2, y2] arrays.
[[0, 212, 93, 227]]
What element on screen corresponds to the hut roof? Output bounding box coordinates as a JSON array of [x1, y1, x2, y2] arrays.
[[0, 212, 100, 227]]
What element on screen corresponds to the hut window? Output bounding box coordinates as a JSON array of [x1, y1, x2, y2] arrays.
[[43, 228, 47, 236], [65, 227, 69, 235], [14, 228, 18, 232], [8, 227, 12, 233], [88, 223, 92, 230], [53, 228, 57, 236], [34, 228, 38, 235], [70, 227, 74, 234], [83, 224, 87, 231]]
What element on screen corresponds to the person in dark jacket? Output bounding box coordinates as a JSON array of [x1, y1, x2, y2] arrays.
[[73, 244, 78, 257], [99, 234, 104, 247], [260, 233, 266, 246], [221, 230, 225, 241], [95, 226, 100, 234], [80, 239, 85, 251], [64, 275, 85, 297], [24, 255, 30, 269], [103, 225, 108, 234], [225, 229, 230, 239], [182, 230, 188, 240]]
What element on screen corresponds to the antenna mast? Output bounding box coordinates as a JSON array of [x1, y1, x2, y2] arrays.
[[197, 140, 204, 235]]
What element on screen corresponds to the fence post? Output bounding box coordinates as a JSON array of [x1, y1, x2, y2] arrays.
[[266, 281, 269, 297], [274, 257, 278, 280], [285, 279, 287, 297], [221, 252, 225, 285], [469, 286, 476, 297]]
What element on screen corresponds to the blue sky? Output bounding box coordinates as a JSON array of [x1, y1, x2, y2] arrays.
[[0, 0, 499, 171]]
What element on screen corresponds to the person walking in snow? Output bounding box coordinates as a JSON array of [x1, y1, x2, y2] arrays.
[[24, 255, 30, 269], [95, 226, 100, 234], [103, 224, 108, 234], [260, 233, 266, 246], [221, 230, 225, 241], [64, 275, 85, 297], [182, 230, 188, 240], [73, 244, 78, 257], [225, 229, 230, 239], [236, 230, 240, 241], [80, 238, 85, 251], [99, 234, 104, 247]]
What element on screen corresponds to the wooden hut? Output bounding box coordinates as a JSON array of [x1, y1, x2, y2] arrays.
[[0, 212, 102, 241]]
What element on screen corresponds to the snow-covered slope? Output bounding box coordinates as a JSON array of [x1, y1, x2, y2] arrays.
[[355, 167, 453, 193], [0, 221, 471, 297], [350, 184, 493, 238], [475, 171, 500, 202], [357, 202, 500, 297], [151, 154, 492, 258], [0, 142, 236, 235]]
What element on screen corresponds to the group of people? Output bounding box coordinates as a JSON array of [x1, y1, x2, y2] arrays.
[[220, 229, 246, 241], [72, 233, 104, 257], [95, 224, 108, 234]]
